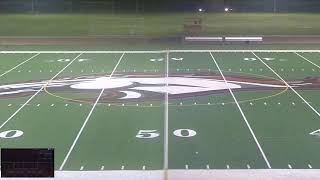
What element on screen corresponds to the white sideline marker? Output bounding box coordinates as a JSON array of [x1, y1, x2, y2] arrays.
[[0, 53, 83, 130], [0, 53, 39, 78], [253, 52, 320, 120], [1, 50, 320, 54], [59, 53, 125, 171], [210, 52, 272, 169]]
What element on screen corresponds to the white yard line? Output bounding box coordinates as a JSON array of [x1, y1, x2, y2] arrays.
[[252, 52, 320, 118], [1, 50, 320, 54], [0, 53, 83, 130], [209, 52, 272, 169], [59, 53, 125, 170], [294, 52, 320, 69], [0, 53, 39, 78], [164, 50, 169, 172]]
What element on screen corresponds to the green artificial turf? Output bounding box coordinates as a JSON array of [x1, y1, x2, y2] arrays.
[[0, 49, 320, 171]]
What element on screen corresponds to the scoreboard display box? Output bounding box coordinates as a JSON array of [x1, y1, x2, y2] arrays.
[[1, 148, 54, 178]]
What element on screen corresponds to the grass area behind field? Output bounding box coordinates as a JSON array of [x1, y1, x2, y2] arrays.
[[0, 13, 320, 37]]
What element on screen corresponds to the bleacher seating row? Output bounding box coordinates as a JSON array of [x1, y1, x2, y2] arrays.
[[184, 36, 263, 43]]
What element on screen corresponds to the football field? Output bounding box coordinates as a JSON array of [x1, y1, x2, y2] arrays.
[[1, 49, 320, 172]]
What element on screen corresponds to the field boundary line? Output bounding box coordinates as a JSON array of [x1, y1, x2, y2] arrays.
[[0, 53, 83, 130], [294, 52, 320, 69], [59, 53, 125, 170], [252, 52, 320, 118], [1, 50, 320, 54], [209, 52, 272, 169], [0, 53, 39, 78]]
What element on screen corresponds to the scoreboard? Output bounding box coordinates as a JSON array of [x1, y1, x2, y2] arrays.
[[1, 148, 54, 178]]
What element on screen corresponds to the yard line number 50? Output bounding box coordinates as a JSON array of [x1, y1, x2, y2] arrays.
[[136, 129, 197, 139]]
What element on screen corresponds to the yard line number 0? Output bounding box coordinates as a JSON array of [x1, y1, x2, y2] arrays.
[[0, 130, 23, 139], [136, 129, 197, 139]]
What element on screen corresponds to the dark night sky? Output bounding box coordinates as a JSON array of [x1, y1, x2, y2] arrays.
[[0, 0, 319, 12]]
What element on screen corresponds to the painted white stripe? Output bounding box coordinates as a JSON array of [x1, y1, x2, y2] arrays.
[[0, 53, 82, 130], [210, 52, 272, 169], [295, 52, 320, 69], [59, 53, 125, 170], [1, 50, 320, 54], [164, 50, 169, 172], [0, 53, 39, 78], [253, 52, 320, 119]]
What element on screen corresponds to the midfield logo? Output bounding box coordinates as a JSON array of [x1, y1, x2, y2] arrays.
[[0, 73, 319, 103]]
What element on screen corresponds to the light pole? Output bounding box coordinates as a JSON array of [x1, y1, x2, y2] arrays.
[[136, 0, 139, 13], [31, 0, 34, 13]]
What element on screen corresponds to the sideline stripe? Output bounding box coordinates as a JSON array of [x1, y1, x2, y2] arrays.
[[0, 53, 83, 130], [1, 50, 320, 54], [209, 52, 272, 169], [59, 53, 125, 170], [294, 52, 320, 69], [0, 53, 39, 78], [252, 52, 320, 118]]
